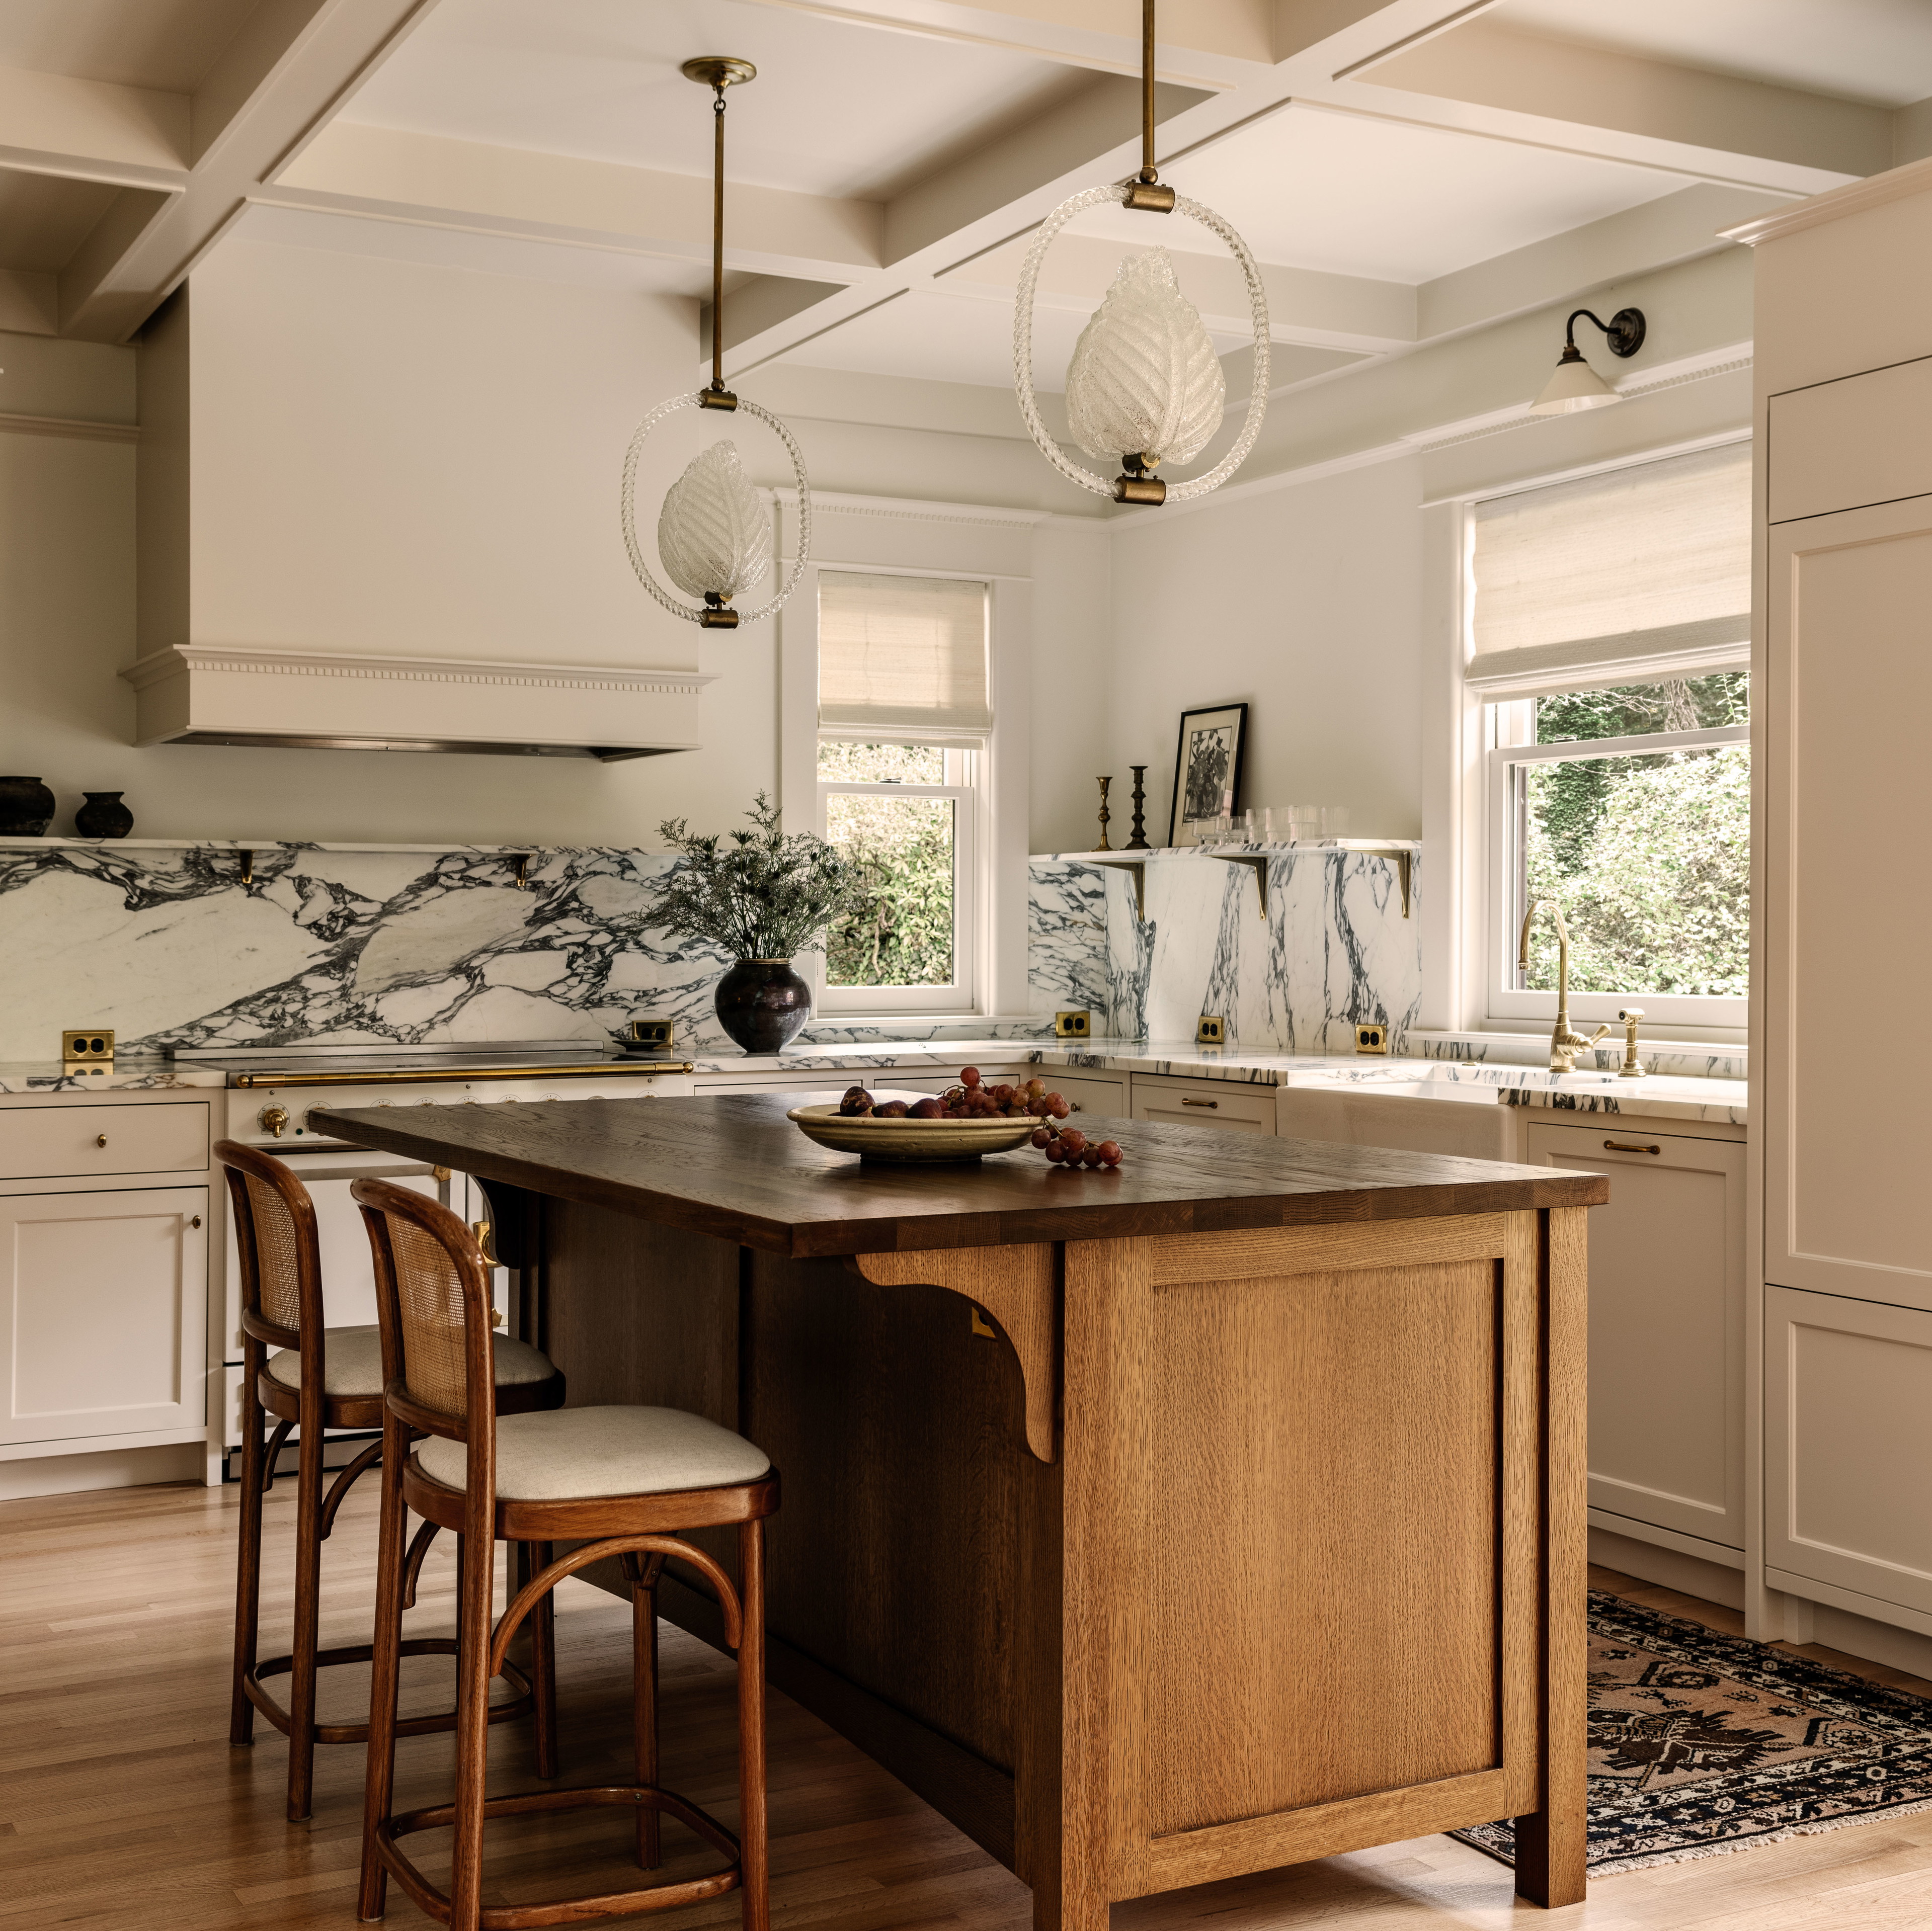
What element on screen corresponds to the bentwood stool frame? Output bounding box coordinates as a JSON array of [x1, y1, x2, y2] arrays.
[[219, 1140, 566, 1822], [352, 1177, 780, 1931]]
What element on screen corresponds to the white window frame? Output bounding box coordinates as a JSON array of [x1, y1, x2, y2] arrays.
[[1484, 694, 1750, 1032], [816, 735, 983, 1015]]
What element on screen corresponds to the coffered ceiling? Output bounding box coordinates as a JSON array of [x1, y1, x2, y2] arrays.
[[2, 0, 1929, 416]]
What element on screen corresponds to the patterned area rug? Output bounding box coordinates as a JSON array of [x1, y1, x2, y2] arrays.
[[1453, 1590, 1932, 1875]]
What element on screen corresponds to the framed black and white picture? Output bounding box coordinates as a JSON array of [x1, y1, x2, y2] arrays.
[[1167, 701, 1248, 846]]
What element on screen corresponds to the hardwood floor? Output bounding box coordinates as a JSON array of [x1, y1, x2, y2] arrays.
[[6, 1480, 1932, 1931]]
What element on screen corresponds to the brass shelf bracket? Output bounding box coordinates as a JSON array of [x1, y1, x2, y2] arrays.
[[1089, 857, 1146, 921], [1353, 848, 1412, 918], [1211, 852, 1269, 919]]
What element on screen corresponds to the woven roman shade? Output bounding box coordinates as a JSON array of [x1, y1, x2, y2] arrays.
[[818, 571, 991, 737], [1468, 442, 1751, 697]]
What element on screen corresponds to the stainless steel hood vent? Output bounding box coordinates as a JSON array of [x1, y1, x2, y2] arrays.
[[120, 645, 714, 761]]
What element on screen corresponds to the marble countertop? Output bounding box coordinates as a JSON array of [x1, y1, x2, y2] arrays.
[[0, 1038, 1748, 1126]]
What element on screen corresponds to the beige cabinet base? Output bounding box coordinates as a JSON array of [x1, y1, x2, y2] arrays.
[[0, 1187, 208, 1447]]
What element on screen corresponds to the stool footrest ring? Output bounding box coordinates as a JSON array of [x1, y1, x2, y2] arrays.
[[371, 1784, 741, 1929], [243, 1641, 534, 1744]]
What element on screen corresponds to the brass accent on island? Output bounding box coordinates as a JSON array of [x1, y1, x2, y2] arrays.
[[309, 1092, 1603, 1923]]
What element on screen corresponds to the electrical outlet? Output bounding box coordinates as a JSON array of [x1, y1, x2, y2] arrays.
[[1354, 1022, 1388, 1054], [61, 1028, 115, 1074], [1055, 1009, 1092, 1039], [628, 1018, 675, 1048], [1196, 1015, 1226, 1046]]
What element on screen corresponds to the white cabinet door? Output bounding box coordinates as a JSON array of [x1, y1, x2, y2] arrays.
[[1042, 1071, 1129, 1123], [0, 1188, 208, 1446], [1527, 1123, 1745, 1553], [1765, 491, 1932, 1310], [1766, 1286, 1932, 1622], [1131, 1075, 1275, 1134]]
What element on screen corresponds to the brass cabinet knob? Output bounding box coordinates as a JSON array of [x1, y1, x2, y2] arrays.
[[259, 1105, 289, 1138], [190, 1214, 202, 1229], [95, 1133, 108, 1147]]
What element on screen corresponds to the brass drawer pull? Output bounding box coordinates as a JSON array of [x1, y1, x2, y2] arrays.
[[96, 1133, 108, 1147], [190, 1215, 202, 1229], [1604, 1138, 1659, 1155], [1181, 1097, 1219, 1109]]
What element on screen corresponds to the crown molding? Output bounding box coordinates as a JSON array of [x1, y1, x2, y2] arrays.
[[1720, 156, 1932, 247], [118, 645, 712, 696]]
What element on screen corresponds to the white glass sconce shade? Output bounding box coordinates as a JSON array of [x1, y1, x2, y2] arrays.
[[1065, 248, 1225, 467], [1529, 346, 1621, 415], [657, 441, 771, 601]]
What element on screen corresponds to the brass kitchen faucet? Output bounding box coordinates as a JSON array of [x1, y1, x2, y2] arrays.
[[1519, 899, 1611, 1073]]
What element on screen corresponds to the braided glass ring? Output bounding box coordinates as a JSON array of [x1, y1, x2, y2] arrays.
[[620, 392, 812, 625], [1013, 183, 1271, 503]]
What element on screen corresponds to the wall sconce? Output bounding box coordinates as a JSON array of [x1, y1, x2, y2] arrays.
[[1529, 307, 1646, 415]]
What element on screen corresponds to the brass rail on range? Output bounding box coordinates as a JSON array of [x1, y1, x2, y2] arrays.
[[231, 1062, 695, 1089]]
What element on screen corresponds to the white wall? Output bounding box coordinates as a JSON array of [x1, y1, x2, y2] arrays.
[[1105, 456, 1428, 842]]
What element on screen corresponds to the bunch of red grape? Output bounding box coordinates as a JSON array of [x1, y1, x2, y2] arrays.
[[838, 1066, 1123, 1168]]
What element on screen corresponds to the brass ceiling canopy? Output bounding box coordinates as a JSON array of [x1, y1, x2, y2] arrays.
[[680, 56, 756, 88]]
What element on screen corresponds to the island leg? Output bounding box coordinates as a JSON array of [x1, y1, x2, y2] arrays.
[[1513, 1205, 1590, 1907]]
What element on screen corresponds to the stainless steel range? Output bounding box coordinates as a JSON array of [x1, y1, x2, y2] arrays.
[[180, 1041, 694, 1466]]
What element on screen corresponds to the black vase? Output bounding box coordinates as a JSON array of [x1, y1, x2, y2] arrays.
[[74, 792, 133, 839], [714, 958, 812, 1054], [0, 777, 55, 837]]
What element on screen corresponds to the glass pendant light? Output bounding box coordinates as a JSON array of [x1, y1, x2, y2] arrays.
[[622, 57, 811, 628], [1014, 0, 1270, 507]]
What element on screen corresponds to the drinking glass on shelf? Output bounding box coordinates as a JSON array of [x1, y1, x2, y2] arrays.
[[1286, 805, 1322, 843], [1321, 806, 1351, 838]]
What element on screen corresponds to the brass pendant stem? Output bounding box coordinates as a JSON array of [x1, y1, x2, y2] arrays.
[[1142, 0, 1156, 184], [711, 87, 725, 391]]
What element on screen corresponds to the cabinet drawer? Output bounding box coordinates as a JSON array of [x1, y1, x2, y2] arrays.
[[1042, 1071, 1129, 1122], [1132, 1075, 1275, 1134], [0, 1102, 209, 1180], [1766, 1286, 1932, 1620], [1769, 357, 1932, 522]]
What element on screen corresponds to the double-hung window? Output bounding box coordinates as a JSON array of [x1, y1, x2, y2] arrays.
[[815, 570, 990, 1015], [1470, 441, 1751, 1035]]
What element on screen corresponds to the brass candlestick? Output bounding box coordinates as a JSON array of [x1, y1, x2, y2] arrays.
[[1125, 766, 1150, 849], [1096, 776, 1112, 851]]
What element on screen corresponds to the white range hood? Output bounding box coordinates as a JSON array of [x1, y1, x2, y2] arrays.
[[120, 644, 714, 762]]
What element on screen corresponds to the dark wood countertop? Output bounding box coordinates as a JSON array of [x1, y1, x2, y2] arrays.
[[308, 1093, 1608, 1258]]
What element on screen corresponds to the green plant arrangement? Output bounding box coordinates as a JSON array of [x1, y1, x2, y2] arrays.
[[656, 795, 859, 1053]]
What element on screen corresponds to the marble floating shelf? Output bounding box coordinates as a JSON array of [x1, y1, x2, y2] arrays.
[[1034, 842, 1416, 922]]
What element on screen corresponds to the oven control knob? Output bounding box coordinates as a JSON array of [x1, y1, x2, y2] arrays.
[[259, 1105, 289, 1139]]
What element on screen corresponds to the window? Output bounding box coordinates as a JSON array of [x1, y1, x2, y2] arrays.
[[1470, 443, 1751, 1033], [815, 571, 990, 1014]]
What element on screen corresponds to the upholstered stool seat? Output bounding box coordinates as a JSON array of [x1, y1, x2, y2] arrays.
[[417, 1405, 772, 1501], [353, 1177, 779, 1931], [267, 1324, 554, 1400], [217, 1141, 567, 1825]]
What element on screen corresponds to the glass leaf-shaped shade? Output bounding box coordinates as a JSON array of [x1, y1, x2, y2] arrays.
[[657, 440, 772, 602], [1064, 248, 1225, 468]]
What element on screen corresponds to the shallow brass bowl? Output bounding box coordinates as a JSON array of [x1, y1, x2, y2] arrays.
[[786, 1103, 1036, 1163]]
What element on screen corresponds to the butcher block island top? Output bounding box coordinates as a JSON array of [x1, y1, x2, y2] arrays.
[[311, 1092, 1605, 1929], [306, 1090, 1604, 1255]]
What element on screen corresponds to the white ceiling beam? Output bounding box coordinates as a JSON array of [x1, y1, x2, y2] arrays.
[[1897, 98, 1932, 170], [0, 65, 189, 189], [1349, 20, 1887, 187], [0, 268, 58, 336], [275, 123, 883, 279], [1416, 182, 1793, 341], [53, 0, 449, 343]]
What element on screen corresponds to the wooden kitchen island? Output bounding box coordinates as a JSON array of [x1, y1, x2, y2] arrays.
[[311, 1093, 1606, 1924]]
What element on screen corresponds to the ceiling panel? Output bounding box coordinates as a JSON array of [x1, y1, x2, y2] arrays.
[[343, 0, 1096, 203], [0, 0, 259, 94], [1067, 103, 1689, 284], [1499, 0, 1932, 109], [0, 167, 119, 274]]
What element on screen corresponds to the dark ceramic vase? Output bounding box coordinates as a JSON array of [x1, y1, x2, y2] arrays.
[[714, 958, 812, 1054], [74, 792, 133, 839], [0, 777, 55, 837]]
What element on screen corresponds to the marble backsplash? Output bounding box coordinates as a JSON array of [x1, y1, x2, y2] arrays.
[[0, 837, 1422, 1064], [1027, 844, 1421, 1054]]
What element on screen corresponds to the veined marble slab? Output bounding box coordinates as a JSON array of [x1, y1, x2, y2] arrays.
[[1028, 845, 1420, 1054], [0, 1063, 227, 1094]]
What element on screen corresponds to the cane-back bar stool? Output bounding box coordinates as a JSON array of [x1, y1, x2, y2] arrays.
[[352, 1177, 780, 1931], [218, 1141, 567, 1823]]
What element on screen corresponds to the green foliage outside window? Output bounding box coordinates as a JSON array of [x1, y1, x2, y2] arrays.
[[821, 742, 959, 989], [1520, 674, 1750, 999]]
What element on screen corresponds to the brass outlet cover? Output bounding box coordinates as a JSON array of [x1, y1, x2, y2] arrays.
[[61, 1028, 115, 1069], [1055, 1010, 1092, 1039], [1196, 1015, 1226, 1045], [1355, 1022, 1389, 1054], [629, 1018, 676, 1048]]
